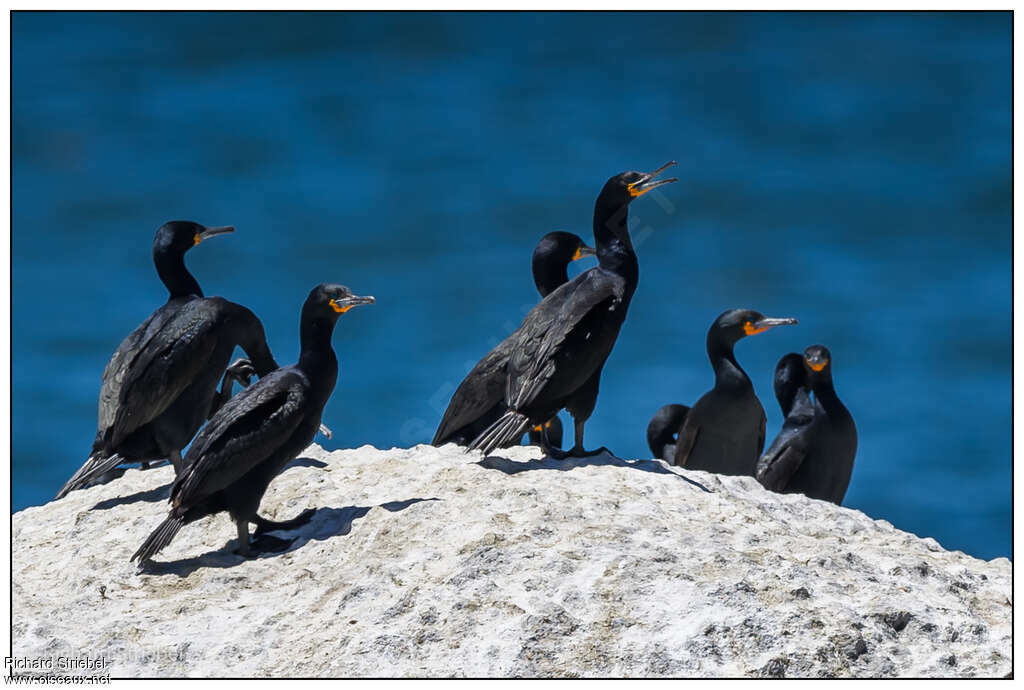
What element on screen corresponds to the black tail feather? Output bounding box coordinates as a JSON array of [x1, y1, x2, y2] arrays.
[[467, 410, 532, 456], [131, 515, 185, 564], [55, 452, 125, 500]]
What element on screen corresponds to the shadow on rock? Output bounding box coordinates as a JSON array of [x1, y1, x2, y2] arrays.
[[92, 482, 172, 511], [138, 497, 441, 577], [285, 456, 329, 470], [475, 452, 712, 492]]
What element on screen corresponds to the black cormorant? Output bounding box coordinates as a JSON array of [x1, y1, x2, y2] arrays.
[[756, 345, 857, 504], [646, 404, 690, 463], [131, 283, 374, 564], [432, 231, 595, 447], [672, 309, 797, 475], [57, 221, 278, 499], [467, 162, 678, 457]]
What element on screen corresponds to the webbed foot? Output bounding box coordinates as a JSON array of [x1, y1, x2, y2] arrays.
[[226, 358, 256, 387]]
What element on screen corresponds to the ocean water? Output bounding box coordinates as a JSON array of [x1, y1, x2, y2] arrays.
[[12, 11, 1011, 560]]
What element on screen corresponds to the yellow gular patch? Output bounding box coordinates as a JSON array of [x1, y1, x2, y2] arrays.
[[806, 359, 828, 372], [193, 233, 202, 246], [627, 182, 646, 198], [329, 299, 352, 314], [572, 247, 584, 261], [743, 321, 769, 336], [533, 425, 544, 432]]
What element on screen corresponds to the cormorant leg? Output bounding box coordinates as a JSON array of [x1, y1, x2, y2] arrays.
[[567, 419, 611, 458], [252, 508, 317, 536], [233, 519, 252, 557], [169, 449, 184, 474]]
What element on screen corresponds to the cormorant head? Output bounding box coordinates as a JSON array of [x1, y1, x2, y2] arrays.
[[533, 231, 596, 266], [803, 345, 833, 379], [710, 309, 798, 347], [153, 220, 234, 257], [305, 283, 376, 323], [598, 161, 678, 207]]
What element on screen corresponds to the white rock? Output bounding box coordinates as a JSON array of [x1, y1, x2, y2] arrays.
[[13, 444, 1011, 678]]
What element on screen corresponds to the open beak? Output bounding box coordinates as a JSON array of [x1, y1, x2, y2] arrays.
[[195, 225, 235, 244], [332, 294, 376, 313], [573, 244, 596, 261], [745, 316, 798, 336], [628, 160, 679, 197]]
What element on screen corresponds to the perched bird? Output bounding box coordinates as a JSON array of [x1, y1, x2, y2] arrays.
[[468, 161, 678, 457], [432, 231, 595, 448], [757, 345, 857, 504], [646, 403, 691, 463], [672, 309, 797, 475], [131, 284, 374, 564], [57, 221, 278, 499]]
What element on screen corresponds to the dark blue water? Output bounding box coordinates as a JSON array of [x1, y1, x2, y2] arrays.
[[12, 12, 1011, 560]]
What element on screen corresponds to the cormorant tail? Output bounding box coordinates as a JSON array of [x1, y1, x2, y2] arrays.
[[467, 409, 531, 456], [131, 515, 185, 564], [55, 452, 125, 500]]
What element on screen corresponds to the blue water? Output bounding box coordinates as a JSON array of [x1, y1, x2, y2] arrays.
[[12, 12, 1011, 560]]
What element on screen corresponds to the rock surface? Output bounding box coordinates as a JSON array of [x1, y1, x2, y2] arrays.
[[13, 444, 1012, 678]]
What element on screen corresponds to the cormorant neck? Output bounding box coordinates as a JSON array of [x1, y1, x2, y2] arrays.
[[708, 336, 750, 389], [811, 376, 847, 417], [777, 385, 800, 417], [532, 256, 569, 298], [154, 249, 203, 299], [593, 198, 638, 281], [298, 316, 339, 378]]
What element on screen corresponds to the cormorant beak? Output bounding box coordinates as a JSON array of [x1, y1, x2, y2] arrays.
[[194, 225, 235, 245], [573, 244, 597, 261], [627, 160, 679, 198], [805, 353, 829, 372], [744, 316, 798, 336], [330, 294, 376, 314]]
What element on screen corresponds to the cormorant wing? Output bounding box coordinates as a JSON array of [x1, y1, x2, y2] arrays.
[[106, 299, 226, 447], [171, 368, 308, 508], [756, 440, 808, 492], [98, 297, 195, 433], [756, 388, 815, 491], [432, 338, 513, 445], [505, 270, 620, 410]]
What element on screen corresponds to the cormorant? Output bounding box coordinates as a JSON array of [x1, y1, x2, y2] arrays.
[[57, 221, 278, 499], [672, 309, 797, 475], [467, 161, 678, 457], [131, 284, 374, 564], [431, 231, 595, 448], [646, 404, 690, 463], [756, 345, 857, 504]]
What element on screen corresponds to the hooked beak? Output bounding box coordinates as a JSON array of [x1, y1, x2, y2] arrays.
[[744, 316, 798, 336], [194, 225, 235, 245], [573, 243, 597, 261], [331, 294, 376, 314], [628, 160, 679, 198]]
